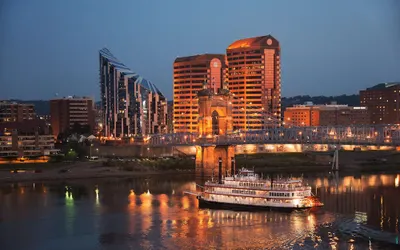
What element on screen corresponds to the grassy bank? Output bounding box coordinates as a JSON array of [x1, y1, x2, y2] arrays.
[[235, 151, 400, 174]]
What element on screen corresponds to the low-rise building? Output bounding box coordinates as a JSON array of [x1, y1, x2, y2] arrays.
[[360, 82, 400, 124], [0, 101, 36, 122], [0, 120, 59, 158], [284, 102, 368, 127]]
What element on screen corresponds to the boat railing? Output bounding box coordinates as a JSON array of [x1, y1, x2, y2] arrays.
[[205, 182, 311, 191], [228, 176, 304, 182]]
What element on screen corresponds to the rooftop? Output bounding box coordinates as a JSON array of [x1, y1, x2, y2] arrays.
[[50, 96, 93, 101], [99, 48, 165, 97], [0, 101, 34, 106], [227, 35, 279, 50], [174, 54, 225, 63]]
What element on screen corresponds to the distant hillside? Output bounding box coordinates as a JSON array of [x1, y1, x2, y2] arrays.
[[282, 94, 360, 111], [6, 94, 360, 115]]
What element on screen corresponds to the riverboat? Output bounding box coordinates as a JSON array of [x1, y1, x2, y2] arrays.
[[196, 168, 323, 210]]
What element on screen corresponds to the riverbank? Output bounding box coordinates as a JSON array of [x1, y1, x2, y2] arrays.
[[237, 151, 400, 174], [2, 151, 400, 183], [0, 161, 194, 183]]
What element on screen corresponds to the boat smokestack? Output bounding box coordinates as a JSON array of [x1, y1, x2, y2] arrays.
[[218, 157, 222, 184], [231, 157, 235, 177], [271, 174, 273, 189]]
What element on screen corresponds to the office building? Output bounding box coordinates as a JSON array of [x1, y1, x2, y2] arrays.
[[360, 82, 400, 124], [99, 48, 167, 138], [284, 102, 369, 127], [50, 96, 95, 138], [173, 54, 227, 133], [0, 101, 36, 123], [227, 35, 281, 131]]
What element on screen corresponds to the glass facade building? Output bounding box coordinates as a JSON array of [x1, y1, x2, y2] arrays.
[[99, 48, 167, 138]]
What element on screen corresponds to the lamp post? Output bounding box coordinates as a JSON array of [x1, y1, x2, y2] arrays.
[[90, 143, 93, 158]]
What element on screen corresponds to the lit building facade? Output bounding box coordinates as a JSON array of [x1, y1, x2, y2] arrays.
[[360, 82, 400, 124], [227, 35, 281, 131], [283, 103, 320, 127], [167, 100, 173, 133], [284, 102, 369, 127], [0, 101, 36, 123], [50, 96, 95, 138], [173, 54, 227, 133], [100, 48, 167, 138]]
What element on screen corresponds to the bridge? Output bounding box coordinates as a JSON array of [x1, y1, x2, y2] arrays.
[[150, 125, 400, 147], [154, 85, 400, 177]]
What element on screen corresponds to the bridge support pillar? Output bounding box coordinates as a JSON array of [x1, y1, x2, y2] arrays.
[[195, 145, 235, 178]]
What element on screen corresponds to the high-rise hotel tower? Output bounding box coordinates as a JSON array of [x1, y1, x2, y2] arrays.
[[173, 54, 227, 133], [99, 48, 167, 138], [227, 35, 281, 131]]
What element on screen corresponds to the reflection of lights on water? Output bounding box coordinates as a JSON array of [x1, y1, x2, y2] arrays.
[[95, 187, 99, 205], [380, 195, 384, 230], [65, 191, 73, 201], [395, 175, 399, 187], [128, 189, 135, 211], [64, 187, 75, 235], [139, 191, 152, 210], [354, 211, 367, 224]]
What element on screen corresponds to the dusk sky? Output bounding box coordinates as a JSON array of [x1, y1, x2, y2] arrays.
[[0, 0, 399, 101]]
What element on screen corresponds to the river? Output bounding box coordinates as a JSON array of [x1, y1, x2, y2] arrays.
[[0, 173, 399, 250]]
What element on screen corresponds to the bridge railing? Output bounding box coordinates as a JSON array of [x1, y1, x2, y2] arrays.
[[148, 125, 400, 146]]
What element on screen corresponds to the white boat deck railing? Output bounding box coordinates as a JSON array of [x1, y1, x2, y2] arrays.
[[205, 190, 308, 200], [205, 182, 311, 192]]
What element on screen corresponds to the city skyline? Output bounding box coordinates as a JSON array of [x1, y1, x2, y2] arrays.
[[1, 0, 399, 101]]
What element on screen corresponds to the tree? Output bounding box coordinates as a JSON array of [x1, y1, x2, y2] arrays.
[[66, 149, 77, 161]]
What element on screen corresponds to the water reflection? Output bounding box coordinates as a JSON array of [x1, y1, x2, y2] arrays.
[[0, 174, 399, 250], [308, 173, 400, 235]]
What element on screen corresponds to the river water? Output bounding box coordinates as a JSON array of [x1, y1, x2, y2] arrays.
[[0, 173, 399, 250]]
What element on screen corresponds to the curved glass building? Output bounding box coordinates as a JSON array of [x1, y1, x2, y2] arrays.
[[99, 48, 167, 138]]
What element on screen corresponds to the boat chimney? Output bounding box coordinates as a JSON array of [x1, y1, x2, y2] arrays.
[[271, 174, 274, 189], [231, 157, 235, 178], [218, 157, 222, 184]]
